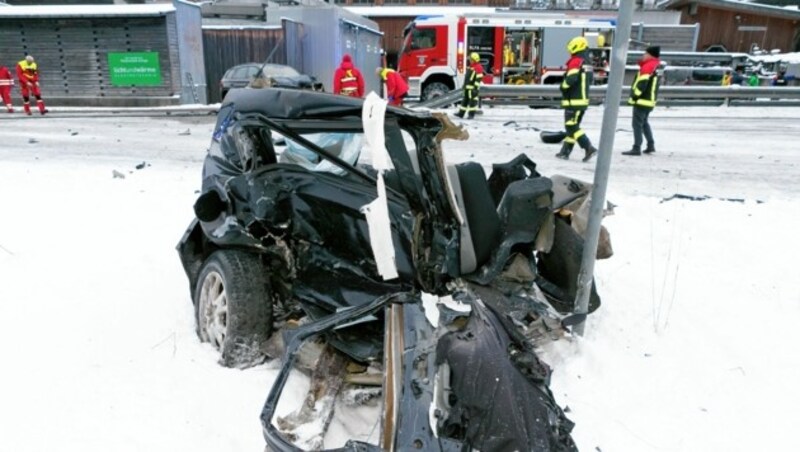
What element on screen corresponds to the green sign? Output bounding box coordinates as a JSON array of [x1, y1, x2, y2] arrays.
[[108, 52, 162, 86]]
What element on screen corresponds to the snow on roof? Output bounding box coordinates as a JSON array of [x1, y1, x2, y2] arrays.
[[344, 5, 507, 18], [750, 52, 800, 64], [661, 0, 800, 19], [0, 4, 175, 18], [202, 24, 282, 30]]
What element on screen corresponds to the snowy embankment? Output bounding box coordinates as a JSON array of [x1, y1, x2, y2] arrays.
[[1, 105, 798, 451]]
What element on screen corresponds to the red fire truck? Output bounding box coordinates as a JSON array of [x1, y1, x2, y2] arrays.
[[397, 13, 614, 100]]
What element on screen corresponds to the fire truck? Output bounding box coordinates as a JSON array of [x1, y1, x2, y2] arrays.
[[397, 13, 614, 100]]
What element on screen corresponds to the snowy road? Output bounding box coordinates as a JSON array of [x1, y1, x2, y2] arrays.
[[1, 104, 799, 452]]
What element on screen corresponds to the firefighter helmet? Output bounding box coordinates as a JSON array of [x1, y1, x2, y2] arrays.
[[567, 36, 589, 54], [470, 52, 480, 62]]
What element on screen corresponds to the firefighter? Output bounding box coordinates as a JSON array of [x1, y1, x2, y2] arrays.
[[455, 52, 484, 119], [376, 67, 408, 107], [556, 36, 598, 162], [0, 64, 14, 113], [16, 55, 47, 116], [623, 46, 661, 156], [333, 54, 365, 98]]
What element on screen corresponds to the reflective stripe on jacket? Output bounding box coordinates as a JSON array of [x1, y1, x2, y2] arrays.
[[17, 59, 38, 84], [628, 58, 660, 109], [338, 70, 360, 96], [560, 55, 590, 109], [463, 65, 482, 91], [0, 66, 13, 86]]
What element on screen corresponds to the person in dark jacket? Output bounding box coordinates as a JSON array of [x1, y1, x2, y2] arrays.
[[556, 36, 598, 162], [455, 52, 484, 119], [376, 67, 408, 107], [772, 69, 795, 87], [333, 54, 365, 98], [623, 46, 661, 156]]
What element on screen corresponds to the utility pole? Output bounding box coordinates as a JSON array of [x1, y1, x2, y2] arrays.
[[572, 0, 634, 336]]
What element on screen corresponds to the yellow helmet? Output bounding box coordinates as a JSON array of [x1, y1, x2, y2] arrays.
[[470, 52, 480, 62], [567, 36, 589, 54]]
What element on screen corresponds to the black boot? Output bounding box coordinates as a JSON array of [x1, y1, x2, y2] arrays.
[[643, 146, 656, 154], [582, 145, 598, 162], [454, 110, 465, 118], [467, 111, 475, 119], [622, 146, 641, 156], [555, 143, 572, 160]]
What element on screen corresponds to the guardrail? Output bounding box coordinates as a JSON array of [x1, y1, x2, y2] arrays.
[[415, 85, 800, 109]]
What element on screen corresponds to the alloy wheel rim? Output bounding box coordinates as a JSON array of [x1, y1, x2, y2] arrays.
[[199, 270, 228, 349]]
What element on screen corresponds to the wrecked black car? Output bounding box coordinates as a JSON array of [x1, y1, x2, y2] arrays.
[[177, 88, 608, 451]]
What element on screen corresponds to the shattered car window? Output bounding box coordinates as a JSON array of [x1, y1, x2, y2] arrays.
[[209, 105, 276, 173], [280, 132, 363, 176]]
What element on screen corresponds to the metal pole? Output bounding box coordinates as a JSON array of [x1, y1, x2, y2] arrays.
[[572, 1, 635, 336]]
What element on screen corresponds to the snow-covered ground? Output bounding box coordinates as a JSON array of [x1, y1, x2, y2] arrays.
[[1, 104, 799, 452]]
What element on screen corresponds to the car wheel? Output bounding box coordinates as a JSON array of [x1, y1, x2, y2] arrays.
[[194, 250, 273, 368], [422, 82, 450, 101]]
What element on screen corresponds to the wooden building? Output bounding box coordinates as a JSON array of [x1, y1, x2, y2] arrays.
[[663, 0, 800, 53]]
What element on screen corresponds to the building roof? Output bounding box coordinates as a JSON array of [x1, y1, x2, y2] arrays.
[[202, 17, 280, 29], [344, 6, 506, 18], [0, 4, 175, 18], [661, 0, 800, 20]]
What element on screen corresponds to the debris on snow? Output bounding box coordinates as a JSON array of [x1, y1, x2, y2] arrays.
[[135, 161, 150, 170], [112, 170, 126, 179], [28, 138, 38, 144], [660, 193, 764, 204], [178, 128, 191, 136]]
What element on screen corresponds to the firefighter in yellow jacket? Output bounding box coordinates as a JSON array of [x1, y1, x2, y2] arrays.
[[455, 52, 484, 119], [556, 37, 598, 162], [622, 46, 661, 156], [16, 55, 47, 115]]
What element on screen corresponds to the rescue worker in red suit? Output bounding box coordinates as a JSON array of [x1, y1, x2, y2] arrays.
[[376, 67, 408, 107], [455, 52, 484, 119], [556, 37, 598, 162], [623, 46, 662, 156], [333, 54, 365, 98], [17, 55, 47, 116], [0, 64, 14, 113]]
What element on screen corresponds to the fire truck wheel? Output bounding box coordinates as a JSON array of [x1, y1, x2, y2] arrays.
[[422, 82, 450, 101]]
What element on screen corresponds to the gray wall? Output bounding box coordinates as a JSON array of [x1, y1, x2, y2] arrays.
[[268, 5, 383, 94], [175, 0, 208, 104], [635, 24, 699, 51]]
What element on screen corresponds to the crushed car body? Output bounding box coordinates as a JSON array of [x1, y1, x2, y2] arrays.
[[177, 88, 610, 451]]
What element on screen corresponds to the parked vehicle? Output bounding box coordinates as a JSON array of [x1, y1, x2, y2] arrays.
[[219, 63, 261, 99], [396, 13, 614, 100], [177, 88, 609, 450], [220, 62, 323, 99]]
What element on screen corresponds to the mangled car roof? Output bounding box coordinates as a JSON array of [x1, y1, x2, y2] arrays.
[[222, 88, 435, 123]]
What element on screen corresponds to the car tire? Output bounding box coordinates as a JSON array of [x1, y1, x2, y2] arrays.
[[194, 250, 273, 368], [422, 82, 450, 101]]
